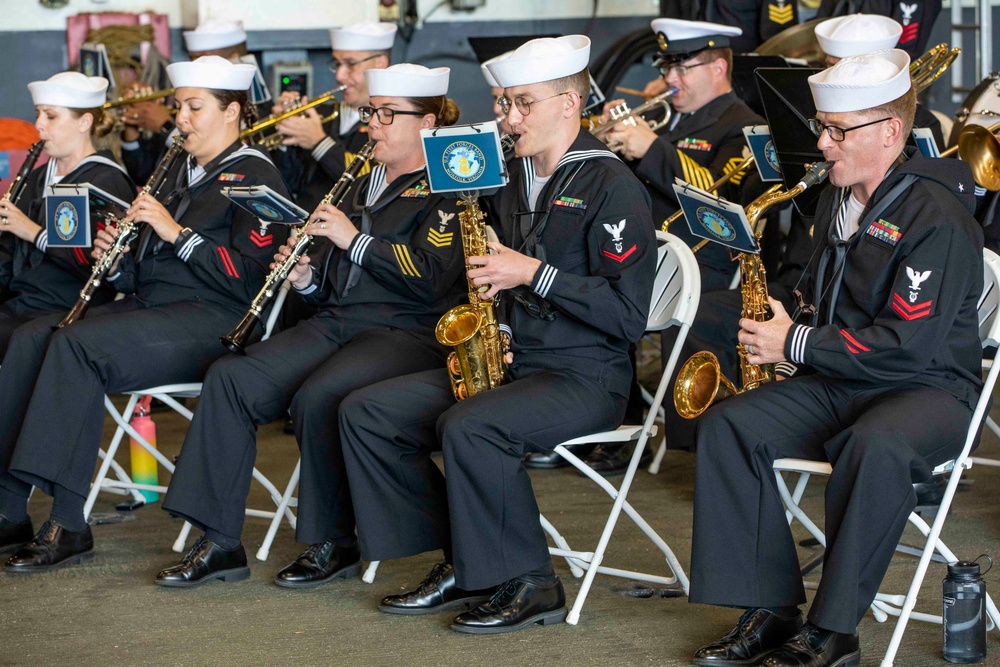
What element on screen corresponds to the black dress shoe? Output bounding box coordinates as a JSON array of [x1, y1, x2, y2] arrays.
[[524, 443, 596, 469], [761, 623, 860, 667], [0, 516, 33, 555], [379, 561, 494, 615], [274, 541, 362, 588], [5, 521, 94, 573], [450, 576, 567, 634], [693, 608, 804, 666], [583, 441, 653, 476], [155, 536, 250, 588]]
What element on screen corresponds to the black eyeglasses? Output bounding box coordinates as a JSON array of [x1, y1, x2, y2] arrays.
[[327, 54, 381, 73], [497, 91, 572, 117], [358, 105, 424, 125], [808, 117, 892, 142], [658, 60, 711, 77]]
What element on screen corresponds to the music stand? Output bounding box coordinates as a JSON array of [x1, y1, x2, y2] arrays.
[[755, 67, 825, 216]]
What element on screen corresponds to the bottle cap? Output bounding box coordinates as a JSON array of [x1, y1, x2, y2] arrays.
[[948, 560, 982, 579]]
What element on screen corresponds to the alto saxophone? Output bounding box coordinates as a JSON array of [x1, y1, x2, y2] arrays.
[[673, 161, 833, 419], [221, 139, 376, 354], [435, 193, 509, 401], [56, 134, 187, 329]]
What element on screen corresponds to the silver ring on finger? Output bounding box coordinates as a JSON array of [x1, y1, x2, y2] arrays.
[[320, 223, 326, 229], [1, 216, 7, 226], [746, 343, 755, 356]]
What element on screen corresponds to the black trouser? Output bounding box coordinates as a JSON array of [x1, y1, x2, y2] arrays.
[[689, 374, 972, 634], [340, 367, 626, 590], [0, 298, 242, 503], [162, 317, 445, 544]]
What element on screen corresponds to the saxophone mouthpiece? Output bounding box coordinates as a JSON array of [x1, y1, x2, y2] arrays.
[[799, 161, 835, 189]]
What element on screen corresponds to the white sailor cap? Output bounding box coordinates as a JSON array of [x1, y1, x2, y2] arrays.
[[330, 22, 397, 51], [651, 18, 741, 62], [480, 51, 513, 88], [808, 49, 911, 113], [486, 35, 590, 88], [183, 20, 247, 54], [366, 64, 449, 97], [814, 14, 902, 58], [29, 71, 109, 108], [167, 55, 257, 91]]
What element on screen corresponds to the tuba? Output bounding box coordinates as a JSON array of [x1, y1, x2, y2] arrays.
[[56, 135, 187, 329], [221, 140, 376, 354], [435, 193, 509, 401], [240, 86, 346, 149], [673, 161, 833, 419]]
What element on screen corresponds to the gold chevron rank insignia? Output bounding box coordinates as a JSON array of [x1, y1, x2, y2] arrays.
[[678, 152, 714, 190], [344, 151, 373, 177], [427, 228, 454, 247], [769, 3, 794, 24], [392, 244, 421, 277], [723, 156, 746, 186]]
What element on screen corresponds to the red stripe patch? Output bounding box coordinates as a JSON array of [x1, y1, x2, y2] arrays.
[[602, 244, 637, 263], [249, 230, 274, 248], [891, 293, 933, 320], [839, 329, 871, 354], [217, 247, 240, 278], [900, 23, 918, 43], [73, 248, 89, 265]]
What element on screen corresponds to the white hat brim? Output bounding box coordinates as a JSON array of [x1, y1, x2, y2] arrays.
[[486, 35, 590, 88]]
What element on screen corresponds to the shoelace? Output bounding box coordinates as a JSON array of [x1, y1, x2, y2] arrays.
[[416, 562, 449, 593], [486, 580, 520, 609], [179, 535, 207, 565]]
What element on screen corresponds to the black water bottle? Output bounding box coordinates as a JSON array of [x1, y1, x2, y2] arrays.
[[943, 556, 990, 663]]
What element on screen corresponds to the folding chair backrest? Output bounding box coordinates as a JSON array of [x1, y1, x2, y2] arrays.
[[978, 249, 1000, 349], [647, 231, 701, 333]]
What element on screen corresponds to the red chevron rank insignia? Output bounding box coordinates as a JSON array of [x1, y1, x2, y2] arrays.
[[891, 293, 933, 320], [602, 244, 637, 263], [249, 229, 273, 248], [900, 23, 919, 43], [840, 329, 871, 355]]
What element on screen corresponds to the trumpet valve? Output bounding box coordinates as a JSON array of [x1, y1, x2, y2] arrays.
[[610, 103, 631, 121]]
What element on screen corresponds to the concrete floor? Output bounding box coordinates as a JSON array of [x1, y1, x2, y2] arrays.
[[2, 391, 1000, 666]]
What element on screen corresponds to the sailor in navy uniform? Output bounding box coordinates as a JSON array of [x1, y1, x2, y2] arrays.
[[0, 72, 135, 353], [601, 19, 764, 291], [688, 50, 984, 667], [0, 56, 290, 572], [339, 35, 656, 635], [155, 64, 468, 588], [270, 21, 395, 213]]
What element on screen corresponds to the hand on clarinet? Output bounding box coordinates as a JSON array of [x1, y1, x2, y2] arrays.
[[93, 225, 128, 274], [127, 193, 182, 244], [0, 198, 41, 243], [306, 203, 358, 250], [273, 243, 313, 290]]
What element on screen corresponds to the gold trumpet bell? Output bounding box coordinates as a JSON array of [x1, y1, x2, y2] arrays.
[[959, 124, 1000, 191], [673, 351, 739, 420]]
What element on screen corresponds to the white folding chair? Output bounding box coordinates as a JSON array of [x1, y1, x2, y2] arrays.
[[772, 248, 1000, 666], [86, 282, 297, 554], [363, 232, 701, 606]]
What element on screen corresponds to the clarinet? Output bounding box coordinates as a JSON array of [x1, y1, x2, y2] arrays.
[[221, 139, 376, 354], [1, 141, 45, 215], [56, 134, 187, 329]]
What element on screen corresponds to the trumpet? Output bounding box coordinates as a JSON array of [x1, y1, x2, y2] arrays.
[[673, 161, 833, 419], [56, 135, 187, 329], [221, 139, 376, 354], [240, 85, 346, 149], [103, 88, 175, 109], [589, 86, 678, 138]]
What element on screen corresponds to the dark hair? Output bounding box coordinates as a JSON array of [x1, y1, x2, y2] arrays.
[[210, 88, 257, 128], [546, 67, 591, 99], [405, 95, 460, 127], [69, 107, 115, 138]]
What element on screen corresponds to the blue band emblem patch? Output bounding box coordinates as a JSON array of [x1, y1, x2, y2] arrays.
[[696, 206, 737, 242], [55, 201, 79, 241], [248, 201, 281, 220], [443, 141, 486, 184]]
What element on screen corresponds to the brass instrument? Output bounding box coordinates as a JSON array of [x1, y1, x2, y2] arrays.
[[673, 161, 833, 419], [957, 122, 1000, 191], [910, 44, 961, 94], [589, 86, 677, 138], [221, 140, 376, 354], [662, 155, 756, 233], [240, 85, 346, 149], [103, 88, 175, 109], [435, 193, 509, 401], [753, 17, 827, 63], [56, 135, 187, 329], [2, 141, 44, 214]]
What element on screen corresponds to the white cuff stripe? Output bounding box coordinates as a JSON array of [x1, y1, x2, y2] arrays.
[[351, 234, 374, 264], [177, 234, 205, 261], [774, 361, 797, 377], [533, 264, 558, 298], [790, 324, 813, 365], [312, 137, 335, 161], [295, 283, 318, 295], [499, 324, 512, 338], [121, 140, 141, 151], [36, 230, 48, 252]]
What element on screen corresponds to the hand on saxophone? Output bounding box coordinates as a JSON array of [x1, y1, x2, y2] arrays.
[[467, 241, 542, 300], [273, 242, 313, 290], [738, 297, 793, 365], [93, 225, 128, 274]]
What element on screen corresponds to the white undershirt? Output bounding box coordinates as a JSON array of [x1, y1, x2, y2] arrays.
[[528, 172, 552, 211], [836, 192, 866, 240]]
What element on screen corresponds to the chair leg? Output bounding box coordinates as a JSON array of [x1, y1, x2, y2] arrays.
[[647, 436, 667, 474], [85, 394, 143, 519], [172, 522, 193, 553], [362, 561, 379, 584], [256, 460, 300, 562], [539, 513, 586, 578]]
